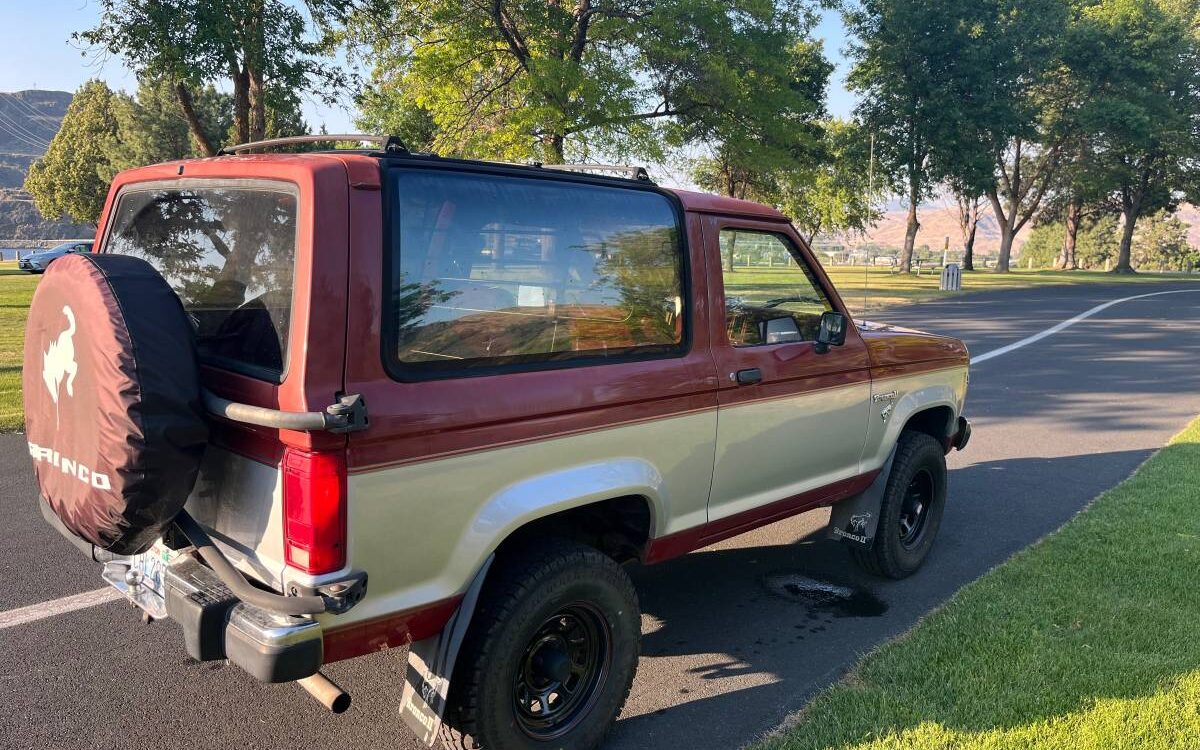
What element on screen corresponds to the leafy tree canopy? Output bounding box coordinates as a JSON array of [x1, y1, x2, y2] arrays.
[[24, 81, 122, 225], [1070, 0, 1200, 271], [348, 0, 831, 164], [81, 0, 345, 152]]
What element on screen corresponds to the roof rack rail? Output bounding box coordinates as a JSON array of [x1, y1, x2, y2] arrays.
[[539, 163, 652, 182], [218, 134, 408, 156]]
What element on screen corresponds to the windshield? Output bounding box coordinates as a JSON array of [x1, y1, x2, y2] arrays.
[[103, 182, 298, 380]]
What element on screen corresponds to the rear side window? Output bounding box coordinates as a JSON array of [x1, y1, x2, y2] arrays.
[[104, 183, 298, 380], [386, 169, 686, 376]]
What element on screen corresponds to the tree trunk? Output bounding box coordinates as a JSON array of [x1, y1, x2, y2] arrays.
[[248, 67, 267, 141], [173, 82, 217, 157], [900, 197, 919, 273], [963, 223, 977, 271], [1057, 198, 1081, 270], [996, 223, 1015, 272], [232, 67, 251, 145], [1115, 206, 1138, 273], [543, 134, 565, 164]]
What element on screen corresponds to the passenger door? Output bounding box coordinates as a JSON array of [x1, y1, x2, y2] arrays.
[[705, 217, 872, 524]]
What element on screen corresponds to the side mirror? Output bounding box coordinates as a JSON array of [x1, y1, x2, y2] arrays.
[[815, 311, 848, 354]]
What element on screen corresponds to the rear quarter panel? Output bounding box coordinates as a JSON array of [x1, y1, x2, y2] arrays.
[[336, 182, 720, 636]]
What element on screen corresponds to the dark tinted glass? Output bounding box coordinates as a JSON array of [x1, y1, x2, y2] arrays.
[[388, 169, 685, 374], [105, 184, 298, 379]]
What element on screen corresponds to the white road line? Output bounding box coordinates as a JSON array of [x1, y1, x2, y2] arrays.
[[972, 288, 1200, 364], [0, 587, 123, 630]]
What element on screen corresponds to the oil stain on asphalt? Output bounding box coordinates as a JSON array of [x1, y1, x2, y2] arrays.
[[762, 572, 888, 619]]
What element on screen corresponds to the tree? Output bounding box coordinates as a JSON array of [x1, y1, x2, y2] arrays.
[[776, 119, 881, 244], [1077, 0, 1200, 273], [946, 181, 986, 272], [1131, 210, 1198, 271], [845, 0, 975, 273], [81, 0, 346, 153], [348, 0, 831, 164], [1022, 213, 1121, 269], [961, 0, 1073, 272], [113, 77, 232, 170], [692, 118, 880, 269], [24, 81, 122, 225]]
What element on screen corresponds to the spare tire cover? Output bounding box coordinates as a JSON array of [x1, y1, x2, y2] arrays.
[[23, 253, 209, 554]]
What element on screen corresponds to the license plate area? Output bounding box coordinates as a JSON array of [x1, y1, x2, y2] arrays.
[[101, 541, 177, 619]]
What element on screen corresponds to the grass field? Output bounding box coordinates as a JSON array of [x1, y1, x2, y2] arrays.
[[0, 263, 39, 431], [782, 266, 1200, 315], [0, 263, 1196, 431], [765, 416, 1200, 750]]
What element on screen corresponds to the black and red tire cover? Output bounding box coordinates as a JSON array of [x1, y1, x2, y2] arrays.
[[23, 253, 208, 554]]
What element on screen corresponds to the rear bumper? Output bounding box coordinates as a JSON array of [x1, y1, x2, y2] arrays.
[[952, 416, 972, 451], [40, 498, 323, 683], [165, 554, 323, 682]]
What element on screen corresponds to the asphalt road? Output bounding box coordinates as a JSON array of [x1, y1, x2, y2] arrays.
[[4, 281, 1200, 750]]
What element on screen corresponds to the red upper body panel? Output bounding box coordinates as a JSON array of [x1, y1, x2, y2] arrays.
[[98, 153, 966, 466]]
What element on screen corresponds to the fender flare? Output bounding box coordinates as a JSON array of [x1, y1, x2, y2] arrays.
[[439, 458, 668, 598]]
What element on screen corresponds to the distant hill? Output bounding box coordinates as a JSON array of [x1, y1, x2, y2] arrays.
[[830, 199, 1200, 260], [0, 90, 92, 240], [825, 200, 1031, 257]]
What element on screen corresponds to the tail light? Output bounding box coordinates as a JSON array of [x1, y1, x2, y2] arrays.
[[282, 448, 347, 575]]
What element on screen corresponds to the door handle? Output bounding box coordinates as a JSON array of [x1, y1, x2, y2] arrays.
[[734, 368, 763, 386]]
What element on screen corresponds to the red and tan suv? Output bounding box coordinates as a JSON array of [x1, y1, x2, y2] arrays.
[[25, 135, 970, 750]]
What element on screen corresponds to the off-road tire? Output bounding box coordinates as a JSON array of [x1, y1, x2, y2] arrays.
[[851, 430, 947, 579], [441, 539, 640, 750]]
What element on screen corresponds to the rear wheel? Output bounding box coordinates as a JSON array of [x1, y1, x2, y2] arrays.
[[851, 431, 947, 579], [442, 539, 640, 750]]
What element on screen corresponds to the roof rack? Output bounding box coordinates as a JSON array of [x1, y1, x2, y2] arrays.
[[539, 163, 652, 182], [218, 134, 408, 156]]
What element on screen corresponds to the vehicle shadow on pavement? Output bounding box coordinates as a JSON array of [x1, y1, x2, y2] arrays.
[[608, 449, 1160, 750]]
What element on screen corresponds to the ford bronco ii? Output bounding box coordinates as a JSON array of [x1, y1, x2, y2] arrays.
[[26, 135, 970, 750]]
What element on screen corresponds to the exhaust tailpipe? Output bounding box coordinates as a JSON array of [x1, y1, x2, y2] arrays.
[[297, 672, 351, 714]]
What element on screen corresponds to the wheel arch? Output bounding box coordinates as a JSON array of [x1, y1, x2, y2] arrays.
[[901, 404, 957, 449], [449, 459, 667, 578]]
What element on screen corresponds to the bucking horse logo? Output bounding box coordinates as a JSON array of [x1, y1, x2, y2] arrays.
[[43, 305, 78, 407]]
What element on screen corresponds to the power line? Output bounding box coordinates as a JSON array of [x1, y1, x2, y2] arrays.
[[0, 118, 50, 152], [0, 107, 51, 149], [0, 108, 52, 150], [0, 93, 60, 140]]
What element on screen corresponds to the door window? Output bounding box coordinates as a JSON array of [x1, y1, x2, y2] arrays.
[[718, 229, 832, 347]]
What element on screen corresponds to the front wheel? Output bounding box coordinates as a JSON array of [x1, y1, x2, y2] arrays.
[[442, 539, 640, 750], [851, 430, 947, 579]]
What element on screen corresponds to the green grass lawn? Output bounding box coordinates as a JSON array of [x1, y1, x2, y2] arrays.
[[0, 263, 39, 431], [765, 416, 1200, 750], [771, 266, 1200, 315]]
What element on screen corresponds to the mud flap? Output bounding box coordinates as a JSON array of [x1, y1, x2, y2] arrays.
[[399, 555, 493, 745], [827, 447, 896, 548]]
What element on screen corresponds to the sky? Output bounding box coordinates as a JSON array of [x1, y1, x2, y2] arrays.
[[0, 2, 857, 136]]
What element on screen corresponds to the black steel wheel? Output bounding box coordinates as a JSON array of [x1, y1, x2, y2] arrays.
[[442, 539, 640, 750], [512, 603, 611, 740], [851, 430, 948, 579], [897, 468, 935, 549]]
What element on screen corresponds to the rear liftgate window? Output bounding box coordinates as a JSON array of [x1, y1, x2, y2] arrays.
[[387, 169, 686, 376], [104, 185, 298, 381]]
